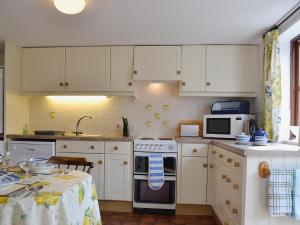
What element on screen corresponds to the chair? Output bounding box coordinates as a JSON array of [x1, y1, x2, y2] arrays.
[[47, 156, 94, 174]]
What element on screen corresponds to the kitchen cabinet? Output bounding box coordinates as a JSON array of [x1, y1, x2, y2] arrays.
[[181, 156, 207, 204], [133, 46, 182, 81], [104, 153, 132, 201], [56, 140, 105, 200], [66, 47, 110, 92], [208, 145, 245, 225], [110, 46, 134, 92], [180, 45, 206, 92], [177, 143, 208, 204], [206, 45, 257, 94], [22, 48, 65, 92], [56, 152, 105, 200]]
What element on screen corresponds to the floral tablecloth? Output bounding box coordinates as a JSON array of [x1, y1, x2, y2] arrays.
[[0, 171, 101, 225]]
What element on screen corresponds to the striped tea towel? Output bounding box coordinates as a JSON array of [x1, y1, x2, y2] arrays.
[[268, 169, 294, 217], [293, 169, 300, 220], [148, 153, 164, 190]]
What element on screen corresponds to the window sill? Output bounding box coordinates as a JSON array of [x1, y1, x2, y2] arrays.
[[280, 140, 299, 146]]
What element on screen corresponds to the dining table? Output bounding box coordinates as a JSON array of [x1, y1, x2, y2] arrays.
[[0, 169, 102, 225]]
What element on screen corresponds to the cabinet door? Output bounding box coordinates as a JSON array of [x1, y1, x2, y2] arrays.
[[181, 157, 207, 204], [133, 46, 182, 81], [22, 48, 65, 92], [105, 154, 132, 201], [206, 45, 258, 93], [181, 45, 206, 92], [66, 47, 110, 91], [56, 152, 105, 200], [111, 46, 134, 92]]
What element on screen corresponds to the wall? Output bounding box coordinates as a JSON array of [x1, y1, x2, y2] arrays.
[[28, 83, 256, 138], [4, 41, 29, 135]]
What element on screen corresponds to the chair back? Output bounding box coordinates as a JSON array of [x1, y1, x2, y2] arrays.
[[48, 156, 94, 174]]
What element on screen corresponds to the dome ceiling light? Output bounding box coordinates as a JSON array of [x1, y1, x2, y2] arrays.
[[53, 0, 86, 15]]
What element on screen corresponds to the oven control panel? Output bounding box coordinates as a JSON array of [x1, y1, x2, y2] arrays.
[[134, 140, 177, 152]]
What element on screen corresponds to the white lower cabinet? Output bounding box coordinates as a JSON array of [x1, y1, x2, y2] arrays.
[[181, 157, 207, 204], [104, 153, 132, 201], [178, 143, 208, 204], [56, 140, 133, 201], [56, 152, 105, 200], [208, 145, 245, 225]]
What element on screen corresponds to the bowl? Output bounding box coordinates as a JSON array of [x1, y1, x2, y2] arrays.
[[29, 158, 48, 167]]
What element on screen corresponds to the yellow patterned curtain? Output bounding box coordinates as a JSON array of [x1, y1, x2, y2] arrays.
[[262, 29, 281, 141]]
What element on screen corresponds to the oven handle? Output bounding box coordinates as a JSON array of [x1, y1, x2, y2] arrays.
[[134, 175, 176, 181], [134, 152, 177, 158]]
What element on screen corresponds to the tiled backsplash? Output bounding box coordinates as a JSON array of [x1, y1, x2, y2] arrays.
[[29, 83, 255, 138]]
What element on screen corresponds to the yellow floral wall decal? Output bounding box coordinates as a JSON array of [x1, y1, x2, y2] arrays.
[[153, 113, 160, 120]]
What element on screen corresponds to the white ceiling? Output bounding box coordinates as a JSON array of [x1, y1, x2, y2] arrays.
[[0, 0, 299, 47]]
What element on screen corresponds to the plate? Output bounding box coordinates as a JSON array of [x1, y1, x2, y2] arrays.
[[0, 174, 20, 186], [252, 142, 270, 146], [30, 164, 56, 174]]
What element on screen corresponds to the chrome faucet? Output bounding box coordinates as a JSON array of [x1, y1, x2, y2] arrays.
[[74, 115, 93, 136]]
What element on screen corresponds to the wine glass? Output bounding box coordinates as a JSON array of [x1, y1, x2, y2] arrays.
[[18, 160, 34, 184]]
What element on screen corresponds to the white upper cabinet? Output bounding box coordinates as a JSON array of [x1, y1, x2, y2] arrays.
[[181, 45, 206, 92], [133, 46, 182, 81], [110, 46, 134, 92], [22, 48, 65, 92], [65, 47, 110, 92], [206, 45, 258, 94]]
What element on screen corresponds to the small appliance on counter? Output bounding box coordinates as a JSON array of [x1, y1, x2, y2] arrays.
[[211, 100, 250, 114], [203, 114, 255, 139], [180, 124, 200, 137]]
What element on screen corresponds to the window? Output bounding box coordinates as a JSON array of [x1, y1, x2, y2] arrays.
[[290, 35, 300, 140]]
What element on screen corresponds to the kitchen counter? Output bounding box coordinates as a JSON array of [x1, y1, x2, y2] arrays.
[[176, 137, 300, 156], [7, 135, 300, 156], [6, 134, 135, 142]]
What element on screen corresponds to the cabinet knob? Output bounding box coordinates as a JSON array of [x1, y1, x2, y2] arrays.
[[226, 178, 231, 183], [203, 164, 208, 168], [133, 70, 138, 74], [59, 82, 64, 87], [90, 145, 95, 149], [222, 175, 227, 180], [209, 164, 214, 168], [234, 162, 240, 168], [123, 161, 128, 165], [181, 81, 186, 86], [206, 82, 211, 86], [128, 82, 133, 86], [219, 154, 223, 159], [63, 145, 67, 149], [98, 160, 103, 164], [64, 82, 69, 87], [212, 150, 216, 155], [225, 200, 231, 205], [233, 184, 239, 190], [113, 146, 118, 150], [227, 158, 232, 163], [193, 148, 197, 153], [176, 70, 181, 75], [232, 208, 238, 214]]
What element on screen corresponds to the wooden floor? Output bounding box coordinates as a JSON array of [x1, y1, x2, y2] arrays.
[[101, 211, 218, 225]]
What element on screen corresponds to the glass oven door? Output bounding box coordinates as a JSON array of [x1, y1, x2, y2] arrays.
[[134, 153, 177, 175], [134, 175, 176, 204]]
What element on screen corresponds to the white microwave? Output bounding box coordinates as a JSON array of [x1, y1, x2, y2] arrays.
[[203, 114, 255, 139]]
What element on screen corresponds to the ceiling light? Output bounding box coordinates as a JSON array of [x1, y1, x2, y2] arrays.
[[54, 0, 86, 15]]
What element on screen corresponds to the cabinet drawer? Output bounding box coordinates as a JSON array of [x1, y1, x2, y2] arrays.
[[224, 197, 243, 225], [56, 140, 104, 154], [105, 142, 132, 154], [182, 144, 208, 157]]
